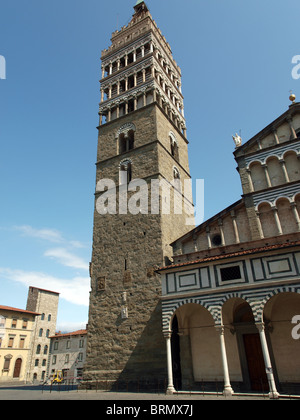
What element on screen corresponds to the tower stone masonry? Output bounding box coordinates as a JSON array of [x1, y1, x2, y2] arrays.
[[83, 1, 194, 389]]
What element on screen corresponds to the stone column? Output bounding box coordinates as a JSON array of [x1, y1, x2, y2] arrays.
[[215, 326, 234, 397], [206, 226, 212, 249], [255, 211, 265, 239], [134, 95, 137, 111], [272, 128, 280, 145], [218, 219, 225, 246], [272, 206, 283, 235], [246, 169, 254, 192], [279, 159, 290, 183], [256, 323, 279, 399], [291, 202, 300, 231], [165, 331, 175, 395], [231, 211, 240, 244], [262, 164, 272, 188], [287, 116, 297, 139]]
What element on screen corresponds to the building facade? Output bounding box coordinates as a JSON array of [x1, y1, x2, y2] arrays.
[[159, 98, 300, 398], [26, 286, 59, 382], [48, 329, 87, 382], [0, 306, 39, 383], [84, 1, 194, 389]]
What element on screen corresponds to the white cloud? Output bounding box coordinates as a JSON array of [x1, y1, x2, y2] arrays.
[[13, 225, 86, 249], [44, 248, 89, 271], [55, 321, 88, 334], [14, 225, 64, 243], [0, 268, 90, 307]]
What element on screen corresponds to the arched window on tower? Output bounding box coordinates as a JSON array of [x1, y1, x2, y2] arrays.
[[173, 166, 180, 180], [120, 159, 132, 185], [119, 130, 135, 154], [170, 131, 179, 162]]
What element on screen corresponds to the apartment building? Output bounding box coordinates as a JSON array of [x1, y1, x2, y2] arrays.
[[0, 305, 39, 382]]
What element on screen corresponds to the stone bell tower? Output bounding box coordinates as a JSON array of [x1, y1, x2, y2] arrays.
[[84, 1, 193, 389]]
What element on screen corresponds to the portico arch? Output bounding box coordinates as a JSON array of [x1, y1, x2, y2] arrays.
[[222, 299, 270, 392], [263, 292, 300, 394], [170, 303, 222, 389]]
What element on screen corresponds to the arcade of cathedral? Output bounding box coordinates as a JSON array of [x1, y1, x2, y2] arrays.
[[83, 1, 300, 399]]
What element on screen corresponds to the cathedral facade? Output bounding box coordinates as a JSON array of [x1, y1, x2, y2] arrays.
[[159, 97, 300, 398]]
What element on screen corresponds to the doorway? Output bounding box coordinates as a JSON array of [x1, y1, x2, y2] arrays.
[[171, 316, 182, 390], [233, 301, 274, 392], [13, 358, 22, 378], [243, 333, 269, 392]]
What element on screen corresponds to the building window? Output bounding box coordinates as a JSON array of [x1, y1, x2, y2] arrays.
[[79, 339, 84, 348], [54, 341, 59, 350], [220, 266, 242, 282], [66, 340, 71, 349], [22, 319, 28, 329], [44, 345, 48, 355], [8, 337, 14, 348], [42, 359, 47, 367], [119, 131, 135, 154], [170, 132, 179, 161], [52, 355, 57, 365], [36, 344, 41, 354], [173, 166, 180, 179], [120, 159, 132, 185], [41, 313, 45, 321], [65, 354, 69, 364], [0, 316, 5, 328], [39, 328, 43, 337], [46, 329, 50, 338], [78, 352, 83, 362], [35, 359, 39, 367], [212, 234, 222, 247], [48, 314, 52, 322], [3, 357, 11, 372], [11, 319, 17, 329], [19, 338, 25, 349]]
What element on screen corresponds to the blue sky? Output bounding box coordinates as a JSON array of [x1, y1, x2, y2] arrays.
[[0, 0, 300, 331]]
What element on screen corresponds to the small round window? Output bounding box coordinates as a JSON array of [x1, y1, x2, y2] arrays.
[[212, 234, 222, 246]]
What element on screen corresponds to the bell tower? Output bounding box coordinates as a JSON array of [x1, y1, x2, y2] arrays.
[[84, 1, 193, 389]]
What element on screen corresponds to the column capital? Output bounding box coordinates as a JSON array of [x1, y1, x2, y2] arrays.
[[163, 330, 172, 339], [255, 322, 265, 333], [215, 325, 225, 335]]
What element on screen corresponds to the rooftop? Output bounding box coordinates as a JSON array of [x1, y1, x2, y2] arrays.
[[0, 305, 40, 316], [158, 240, 300, 272], [50, 329, 87, 339]]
